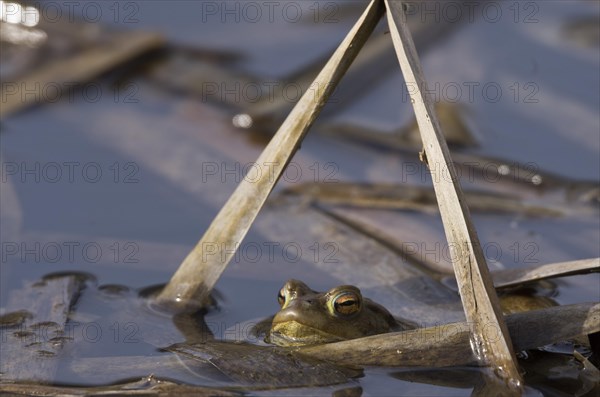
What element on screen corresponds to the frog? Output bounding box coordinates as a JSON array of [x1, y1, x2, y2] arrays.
[[260, 280, 560, 347], [265, 279, 416, 347], [498, 292, 557, 315]]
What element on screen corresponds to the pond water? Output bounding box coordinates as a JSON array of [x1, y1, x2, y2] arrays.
[[1, 0, 599, 395]]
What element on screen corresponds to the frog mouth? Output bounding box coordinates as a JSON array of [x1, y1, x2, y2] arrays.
[[268, 320, 344, 346]]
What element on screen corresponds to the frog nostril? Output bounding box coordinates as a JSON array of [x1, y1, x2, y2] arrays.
[[297, 299, 315, 309]]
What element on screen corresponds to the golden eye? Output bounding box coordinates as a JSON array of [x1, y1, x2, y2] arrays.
[[332, 292, 361, 316], [277, 288, 286, 307]]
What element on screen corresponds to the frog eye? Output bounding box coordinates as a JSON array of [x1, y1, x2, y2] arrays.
[[332, 291, 361, 316], [277, 288, 286, 307]]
